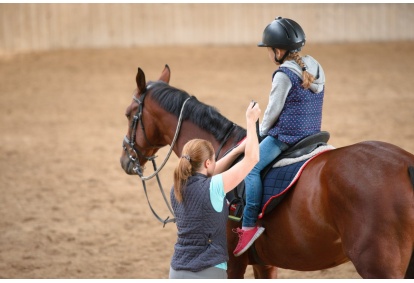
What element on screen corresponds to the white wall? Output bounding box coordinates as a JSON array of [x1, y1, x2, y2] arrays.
[[1, 3, 413, 53]]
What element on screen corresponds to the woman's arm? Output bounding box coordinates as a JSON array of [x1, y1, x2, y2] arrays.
[[213, 138, 246, 175], [220, 101, 261, 193]]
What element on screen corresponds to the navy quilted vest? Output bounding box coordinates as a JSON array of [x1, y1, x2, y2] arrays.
[[268, 67, 324, 145], [170, 173, 228, 272]]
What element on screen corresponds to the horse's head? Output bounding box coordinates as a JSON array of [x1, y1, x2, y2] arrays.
[[120, 65, 171, 175], [120, 64, 246, 176]]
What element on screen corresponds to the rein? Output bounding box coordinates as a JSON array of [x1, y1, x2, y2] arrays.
[[123, 87, 192, 227], [138, 96, 192, 227], [215, 123, 236, 160]]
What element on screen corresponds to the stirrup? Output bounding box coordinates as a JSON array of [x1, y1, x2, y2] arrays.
[[228, 200, 244, 222]]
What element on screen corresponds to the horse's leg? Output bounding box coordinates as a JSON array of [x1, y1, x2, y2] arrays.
[[338, 191, 414, 279], [338, 184, 414, 277], [406, 167, 414, 279], [405, 251, 414, 279], [226, 222, 249, 278], [226, 253, 248, 278], [226, 220, 278, 278], [252, 265, 278, 278], [345, 234, 412, 278]]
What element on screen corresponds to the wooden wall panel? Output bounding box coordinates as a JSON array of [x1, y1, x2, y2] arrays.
[[0, 3, 413, 53]]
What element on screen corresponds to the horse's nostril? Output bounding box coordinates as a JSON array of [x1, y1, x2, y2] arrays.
[[129, 148, 137, 159]]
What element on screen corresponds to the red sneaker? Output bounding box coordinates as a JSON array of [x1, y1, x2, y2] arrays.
[[233, 226, 265, 257]]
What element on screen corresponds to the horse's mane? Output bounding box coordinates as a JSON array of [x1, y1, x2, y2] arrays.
[[148, 81, 246, 144]]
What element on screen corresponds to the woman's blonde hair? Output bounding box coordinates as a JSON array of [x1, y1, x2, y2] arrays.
[[173, 139, 214, 203], [288, 52, 315, 89]]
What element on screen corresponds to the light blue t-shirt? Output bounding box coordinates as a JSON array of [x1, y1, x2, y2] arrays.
[[210, 174, 226, 212], [209, 174, 227, 270]]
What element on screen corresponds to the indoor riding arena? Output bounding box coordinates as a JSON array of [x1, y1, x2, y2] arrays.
[[1, 3, 414, 279]]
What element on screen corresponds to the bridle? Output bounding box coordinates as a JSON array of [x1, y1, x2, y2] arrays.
[[122, 84, 192, 226], [123, 85, 159, 177]]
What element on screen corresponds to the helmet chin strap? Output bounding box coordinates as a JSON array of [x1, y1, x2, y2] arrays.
[[274, 49, 290, 64]]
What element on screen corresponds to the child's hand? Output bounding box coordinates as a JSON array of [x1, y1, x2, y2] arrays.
[[246, 101, 261, 123]]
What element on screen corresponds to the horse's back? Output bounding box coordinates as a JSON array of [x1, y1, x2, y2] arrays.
[[330, 140, 414, 168]]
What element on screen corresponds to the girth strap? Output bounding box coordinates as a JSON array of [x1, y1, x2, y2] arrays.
[[249, 242, 268, 266]]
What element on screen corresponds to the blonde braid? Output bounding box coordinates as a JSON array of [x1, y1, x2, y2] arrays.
[[289, 52, 315, 89]]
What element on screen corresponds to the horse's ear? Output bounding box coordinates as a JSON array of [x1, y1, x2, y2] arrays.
[[159, 64, 170, 84], [136, 67, 146, 93]]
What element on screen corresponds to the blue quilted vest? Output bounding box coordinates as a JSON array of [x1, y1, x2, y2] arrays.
[[170, 173, 228, 272], [267, 67, 324, 145]]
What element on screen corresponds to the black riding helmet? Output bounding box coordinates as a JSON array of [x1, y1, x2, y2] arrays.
[[258, 17, 306, 57]]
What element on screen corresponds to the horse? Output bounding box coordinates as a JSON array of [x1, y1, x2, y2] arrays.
[[120, 65, 414, 279]]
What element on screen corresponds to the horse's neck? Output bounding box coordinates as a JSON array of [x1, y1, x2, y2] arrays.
[[154, 104, 244, 160], [175, 121, 240, 160], [216, 136, 242, 160]]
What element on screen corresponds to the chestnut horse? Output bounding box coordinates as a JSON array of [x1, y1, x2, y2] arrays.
[[120, 65, 414, 279]]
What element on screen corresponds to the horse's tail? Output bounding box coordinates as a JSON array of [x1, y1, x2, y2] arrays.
[[409, 166, 414, 190], [405, 166, 414, 278]]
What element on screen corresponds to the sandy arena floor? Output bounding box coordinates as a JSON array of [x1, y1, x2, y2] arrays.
[[1, 42, 414, 278]]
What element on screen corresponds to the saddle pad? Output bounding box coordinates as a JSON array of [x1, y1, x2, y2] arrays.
[[258, 159, 308, 219], [258, 150, 330, 219]]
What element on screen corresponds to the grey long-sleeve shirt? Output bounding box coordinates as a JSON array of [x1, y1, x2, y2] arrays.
[[260, 55, 326, 137]]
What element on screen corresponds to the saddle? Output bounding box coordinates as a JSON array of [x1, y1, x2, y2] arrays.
[[227, 131, 330, 222]]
